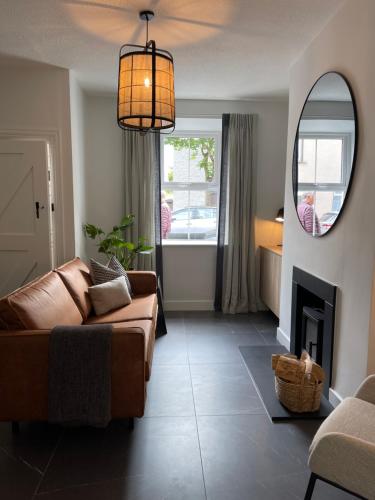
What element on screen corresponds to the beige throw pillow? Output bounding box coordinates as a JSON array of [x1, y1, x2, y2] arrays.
[[88, 276, 132, 316]]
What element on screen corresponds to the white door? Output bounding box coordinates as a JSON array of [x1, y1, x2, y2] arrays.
[[0, 139, 51, 296]]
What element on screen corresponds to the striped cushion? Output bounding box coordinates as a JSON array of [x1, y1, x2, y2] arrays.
[[108, 256, 133, 296], [90, 259, 120, 285]]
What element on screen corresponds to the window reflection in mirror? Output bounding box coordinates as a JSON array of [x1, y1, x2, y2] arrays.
[[294, 72, 357, 237]]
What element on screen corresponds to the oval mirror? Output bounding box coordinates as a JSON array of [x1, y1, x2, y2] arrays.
[[293, 72, 358, 236]]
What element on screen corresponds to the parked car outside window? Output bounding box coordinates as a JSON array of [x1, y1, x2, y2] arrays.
[[169, 206, 217, 240], [319, 211, 339, 231]]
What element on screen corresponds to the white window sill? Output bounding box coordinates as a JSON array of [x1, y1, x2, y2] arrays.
[[162, 239, 217, 247]]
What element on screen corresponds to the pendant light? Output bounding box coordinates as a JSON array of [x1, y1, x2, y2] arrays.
[[117, 10, 175, 133]]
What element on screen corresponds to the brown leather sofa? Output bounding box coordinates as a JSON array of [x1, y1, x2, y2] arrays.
[[0, 258, 157, 423]]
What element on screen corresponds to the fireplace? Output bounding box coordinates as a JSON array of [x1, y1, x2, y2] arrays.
[[302, 306, 324, 363], [290, 267, 336, 397]]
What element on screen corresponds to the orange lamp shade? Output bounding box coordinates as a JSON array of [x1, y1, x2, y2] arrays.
[[117, 44, 175, 132]]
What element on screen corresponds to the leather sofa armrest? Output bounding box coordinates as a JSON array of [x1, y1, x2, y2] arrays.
[[0, 329, 50, 337], [354, 375, 375, 405], [111, 325, 146, 418], [0, 329, 51, 421], [126, 271, 157, 295], [0, 326, 147, 421]]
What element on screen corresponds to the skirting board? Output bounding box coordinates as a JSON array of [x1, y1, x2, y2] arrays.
[[276, 327, 290, 349], [276, 328, 343, 408], [164, 300, 214, 311], [329, 388, 343, 407]]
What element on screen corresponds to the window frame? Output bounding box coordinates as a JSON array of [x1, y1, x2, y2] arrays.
[[160, 130, 221, 242], [297, 132, 353, 193]]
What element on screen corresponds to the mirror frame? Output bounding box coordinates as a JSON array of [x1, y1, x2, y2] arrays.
[[292, 71, 358, 237]]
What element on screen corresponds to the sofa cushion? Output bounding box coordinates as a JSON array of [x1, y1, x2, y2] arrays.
[[0, 274, 42, 329], [54, 258, 93, 320], [0, 272, 82, 330], [112, 320, 155, 381], [90, 258, 120, 285], [108, 256, 133, 296], [85, 294, 157, 325], [88, 276, 132, 316]]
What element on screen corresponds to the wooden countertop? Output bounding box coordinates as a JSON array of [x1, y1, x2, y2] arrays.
[[260, 245, 283, 256]]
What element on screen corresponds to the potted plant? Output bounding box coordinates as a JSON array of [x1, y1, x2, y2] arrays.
[[83, 214, 153, 270]]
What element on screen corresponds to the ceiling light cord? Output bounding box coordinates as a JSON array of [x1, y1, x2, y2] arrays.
[[140, 10, 154, 49]]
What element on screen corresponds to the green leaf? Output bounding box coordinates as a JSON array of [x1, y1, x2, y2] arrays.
[[138, 245, 153, 254], [120, 214, 135, 228], [121, 242, 135, 251], [106, 238, 126, 248], [83, 223, 104, 239], [107, 228, 121, 239], [135, 238, 153, 253], [98, 241, 110, 253]]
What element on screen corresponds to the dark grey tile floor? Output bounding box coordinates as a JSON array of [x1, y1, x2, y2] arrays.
[[0, 312, 356, 500]]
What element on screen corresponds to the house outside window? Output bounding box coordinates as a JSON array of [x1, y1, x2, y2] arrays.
[[161, 132, 221, 241]]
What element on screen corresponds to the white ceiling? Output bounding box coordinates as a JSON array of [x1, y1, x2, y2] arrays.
[[0, 0, 345, 99]]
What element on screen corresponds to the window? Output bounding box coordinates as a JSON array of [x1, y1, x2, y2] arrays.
[[161, 132, 220, 241], [297, 133, 352, 235]]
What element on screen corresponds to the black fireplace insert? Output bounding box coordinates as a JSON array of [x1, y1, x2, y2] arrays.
[[290, 267, 336, 397]]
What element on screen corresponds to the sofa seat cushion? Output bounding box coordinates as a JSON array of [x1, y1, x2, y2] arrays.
[[0, 272, 82, 330], [54, 258, 93, 320], [85, 294, 157, 325], [110, 320, 155, 381]]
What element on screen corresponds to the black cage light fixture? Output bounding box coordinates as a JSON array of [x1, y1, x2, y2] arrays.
[[117, 10, 175, 133]]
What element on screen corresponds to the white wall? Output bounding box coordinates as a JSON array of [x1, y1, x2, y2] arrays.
[[163, 242, 217, 311], [0, 58, 75, 264], [69, 72, 87, 260], [83, 95, 124, 260], [279, 0, 375, 399]]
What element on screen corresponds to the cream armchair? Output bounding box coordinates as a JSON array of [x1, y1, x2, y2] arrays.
[[305, 375, 375, 500]]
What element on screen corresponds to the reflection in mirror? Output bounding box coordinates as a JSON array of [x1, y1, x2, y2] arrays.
[[293, 72, 357, 236]]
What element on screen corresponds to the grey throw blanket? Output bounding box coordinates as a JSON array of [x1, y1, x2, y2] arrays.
[[48, 324, 112, 427]]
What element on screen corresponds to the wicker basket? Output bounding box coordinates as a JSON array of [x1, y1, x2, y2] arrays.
[[275, 372, 323, 413]]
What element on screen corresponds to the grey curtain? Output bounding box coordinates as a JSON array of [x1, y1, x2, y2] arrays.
[[123, 131, 161, 272], [215, 114, 257, 314], [214, 114, 230, 310]]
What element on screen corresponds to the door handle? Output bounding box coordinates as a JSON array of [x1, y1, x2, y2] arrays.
[[35, 202, 45, 219]]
